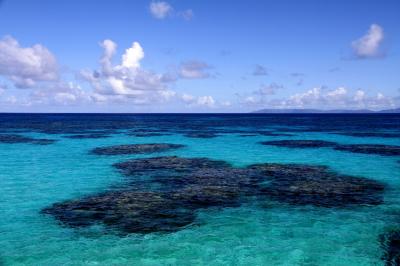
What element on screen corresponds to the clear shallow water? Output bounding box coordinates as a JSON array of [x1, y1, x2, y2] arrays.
[[0, 114, 399, 265]]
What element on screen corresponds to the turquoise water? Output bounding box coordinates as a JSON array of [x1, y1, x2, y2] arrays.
[[1, 114, 400, 265]]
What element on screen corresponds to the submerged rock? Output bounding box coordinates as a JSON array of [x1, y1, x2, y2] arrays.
[[239, 133, 259, 137], [173, 185, 240, 208], [43, 156, 386, 234], [42, 165, 259, 234], [248, 163, 385, 207], [64, 134, 110, 139], [91, 143, 185, 155], [260, 140, 337, 149], [132, 133, 170, 137], [184, 132, 218, 138], [0, 134, 57, 145], [380, 230, 400, 266], [32, 139, 58, 145], [260, 140, 400, 157], [334, 144, 400, 156], [165, 167, 262, 199], [42, 191, 195, 234], [114, 156, 230, 176]]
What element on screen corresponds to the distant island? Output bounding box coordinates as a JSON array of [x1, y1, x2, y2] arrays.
[[252, 108, 400, 114]]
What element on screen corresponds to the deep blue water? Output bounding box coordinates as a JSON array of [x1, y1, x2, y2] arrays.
[[0, 113, 399, 265]]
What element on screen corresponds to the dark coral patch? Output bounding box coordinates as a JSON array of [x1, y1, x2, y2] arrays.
[[132, 133, 170, 137], [43, 156, 386, 235], [42, 191, 195, 234], [42, 160, 260, 234], [260, 140, 337, 149], [380, 230, 400, 266], [260, 140, 400, 157], [0, 134, 57, 145], [114, 156, 230, 176], [91, 143, 185, 155], [334, 144, 400, 156], [239, 134, 259, 137], [248, 163, 385, 207], [184, 132, 218, 139], [64, 134, 111, 139], [165, 168, 262, 206]]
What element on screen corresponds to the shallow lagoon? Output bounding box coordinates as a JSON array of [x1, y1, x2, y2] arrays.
[[1, 114, 400, 265]]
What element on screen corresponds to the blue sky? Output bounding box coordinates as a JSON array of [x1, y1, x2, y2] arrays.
[[0, 0, 399, 112]]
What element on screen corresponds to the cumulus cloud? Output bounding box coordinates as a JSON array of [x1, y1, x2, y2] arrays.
[[252, 64, 268, 76], [181, 93, 216, 107], [122, 42, 144, 69], [0, 36, 58, 88], [240, 85, 398, 111], [80, 39, 180, 105], [276, 87, 395, 110], [29, 81, 91, 106], [179, 60, 212, 79], [149, 1, 193, 20], [181, 93, 195, 103], [197, 95, 215, 107], [0, 36, 225, 111], [149, 1, 173, 19], [352, 24, 384, 58]]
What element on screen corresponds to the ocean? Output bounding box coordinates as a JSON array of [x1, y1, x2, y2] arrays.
[[0, 113, 399, 265]]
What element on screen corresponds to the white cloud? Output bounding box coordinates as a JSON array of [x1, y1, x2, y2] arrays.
[[244, 96, 257, 104], [179, 60, 211, 79], [220, 100, 232, 107], [180, 93, 216, 107], [29, 82, 91, 106], [149, 2, 194, 21], [0, 36, 58, 88], [181, 93, 195, 103], [54, 92, 77, 104], [149, 1, 173, 19], [159, 90, 176, 101], [122, 42, 144, 69], [81, 39, 176, 105], [326, 87, 347, 100], [100, 39, 117, 75], [6, 95, 17, 104], [288, 87, 321, 106], [238, 87, 400, 110], [266, 86, 396, 110], [0, 36, 227, 111], [353, 89, 366, 102], [197, 95, 215, 107], [352, 24, 384, 58]]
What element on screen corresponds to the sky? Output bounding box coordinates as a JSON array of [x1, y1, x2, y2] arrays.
[[0, 0, 399, 112]]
